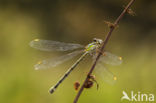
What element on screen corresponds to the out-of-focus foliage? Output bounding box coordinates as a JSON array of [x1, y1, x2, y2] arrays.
[[0, 0, 155, 103]]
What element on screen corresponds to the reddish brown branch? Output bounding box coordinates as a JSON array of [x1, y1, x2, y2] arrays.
[[73, 0, 136, 103]]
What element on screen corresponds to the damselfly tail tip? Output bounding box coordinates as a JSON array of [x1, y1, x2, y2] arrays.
[[49, 87, 56, 94]]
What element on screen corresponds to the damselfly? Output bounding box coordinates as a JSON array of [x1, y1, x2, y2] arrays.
[[29, 38, 122, 94]]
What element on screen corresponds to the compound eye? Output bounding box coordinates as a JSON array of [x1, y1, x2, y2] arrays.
[[93, 38, 97, 42]]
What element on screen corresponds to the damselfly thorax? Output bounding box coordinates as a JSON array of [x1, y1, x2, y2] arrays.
[[84, 38, 103, 56]]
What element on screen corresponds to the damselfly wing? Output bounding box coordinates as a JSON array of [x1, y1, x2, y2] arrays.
[[30, 39, 84, 51], [94, 51, 122, 85], [35, 50, 83, 70]]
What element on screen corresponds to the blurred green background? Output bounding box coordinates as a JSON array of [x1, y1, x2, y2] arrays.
[[0, 0, 156, 103]]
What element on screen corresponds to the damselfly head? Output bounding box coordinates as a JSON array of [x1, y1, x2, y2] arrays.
[[74, 81, 80, 91], [93, 38, 103, 44], [89, 75, 96, 80]]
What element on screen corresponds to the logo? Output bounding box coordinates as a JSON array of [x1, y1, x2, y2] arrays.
[[121, 91, 154, 102]]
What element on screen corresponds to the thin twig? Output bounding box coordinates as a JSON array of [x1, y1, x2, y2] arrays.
[[73, 0, 136, 103]]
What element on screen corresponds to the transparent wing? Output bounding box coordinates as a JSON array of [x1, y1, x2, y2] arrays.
[[94, 62, 117, 85], [99, 51, 122, 65], [30, 39, 84, 51], [35, 50, 83, 70]]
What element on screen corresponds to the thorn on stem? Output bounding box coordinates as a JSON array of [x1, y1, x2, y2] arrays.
[[127, 8, 136, 16], [123, 5, 136, 16], [104, 21, 118, 29]]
